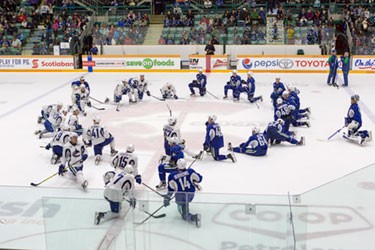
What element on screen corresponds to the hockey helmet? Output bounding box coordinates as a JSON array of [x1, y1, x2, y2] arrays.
[[168, 117, 177, 126], [232, 70, 237, 74], [126, 144, 135, 153], [252, 126, 260, 135], [177, 158, 187, 170], [93, 116, 101, 124], [208, 114, 217, 123], [170, 137, 180, 145], [123, 165, 134, 175], [247, 71, 254, 77], [351, 94, 360, 102]]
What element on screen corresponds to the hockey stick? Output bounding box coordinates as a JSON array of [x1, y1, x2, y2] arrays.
[[30, 159, 81, 187], [150, 94, 165, 101], [166, 104, 172, 117], [133, 203, 166, 225], [125, 199, 166, 219], [327, 126, 346, 140], [90, 104, 105, 111], [89, 96, 106, 104], [206, 90, 219, 100], [287, 192, 297, 250], [142, 182, 165, 197]]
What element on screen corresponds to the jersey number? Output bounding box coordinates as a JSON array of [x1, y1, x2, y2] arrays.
[[178, 176, 191, 191]]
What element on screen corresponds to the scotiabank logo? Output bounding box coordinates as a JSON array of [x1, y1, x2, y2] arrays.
[[31, 59, 74, 69], [32, 59, 39, 68]]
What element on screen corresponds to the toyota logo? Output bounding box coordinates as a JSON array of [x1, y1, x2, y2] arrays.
[[278, 59, 294, 69]]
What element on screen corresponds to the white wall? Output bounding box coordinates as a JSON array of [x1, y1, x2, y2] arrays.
[[102, 45, 320, 60]]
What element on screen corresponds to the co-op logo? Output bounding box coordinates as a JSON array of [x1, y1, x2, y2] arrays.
[[213, 204, 373, 240]]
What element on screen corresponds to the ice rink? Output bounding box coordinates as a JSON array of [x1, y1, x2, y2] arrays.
[[0, 71, 374, 250]]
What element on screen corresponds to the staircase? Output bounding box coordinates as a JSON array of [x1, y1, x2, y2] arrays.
[[265, 15, 285, 44], [142, 15, 164, 45]]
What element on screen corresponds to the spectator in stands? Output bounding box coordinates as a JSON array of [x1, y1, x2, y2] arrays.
[[276, 6, 284, 20], [159, 35, 166, 45], [129, 0, 136, 6], [216, 0, 223, 8], [17, 10, 27, 23], [241, 35, 251, 44], [259, 7, 266, 25], [205, 40, 215, 55], [211, 36, 219, 45], [11, 34, 22, 50], [204, 0, 212, 9], [0, 42, 10, 55], [287, 26, 294, 44], [90, 44, 98, 55], [165, 35, 175, 45], [250, 8, 260, 23], [213, 15, 222, 27]]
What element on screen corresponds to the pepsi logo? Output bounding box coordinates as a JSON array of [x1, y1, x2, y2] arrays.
[[242, 58, 253, 69]]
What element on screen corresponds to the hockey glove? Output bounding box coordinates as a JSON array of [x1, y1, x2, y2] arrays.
[[344, 117, 350, 127], [163, 195, 171, 207], [146, 91, 151, 96], [192, 80, 198, 84], [203, 143, 210, 152], [173, 95, 178, 99], [135, 175, 142, 184], [45, 143, 51, 150], [87, 101, 91, 107], [81, 154, 88, 162], [129, 198, 136, 209], [58, 164, 66, 175]]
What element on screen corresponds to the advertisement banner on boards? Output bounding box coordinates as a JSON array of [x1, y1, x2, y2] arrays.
[[189, 55, 229, 70], [237, 56, 329, 71], [0, 57, 74, 69], [351, 56, 375, 71]]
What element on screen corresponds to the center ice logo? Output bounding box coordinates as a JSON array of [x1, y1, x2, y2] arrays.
[[242, 58, 253, 69]]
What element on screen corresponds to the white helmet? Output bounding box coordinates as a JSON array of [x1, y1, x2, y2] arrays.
[[80, 76, 85, 81], [170, 137, 180, 145], [72, 106, 80, 113], [70, 132, 78, 138], [166, 82, 172, 87], [123, 165, 134, 175], [232, 70, 237, 74], [198, 69, 203, 73], [126, 144, 135, 153], [168, 117, 177, 126], [247, 71, 254, 77], [282, 91, 289, 98], [57, 101, 63, 107], [80, 84, 86, 89], [252, 126, 260, 135], [275, 76, 281, 80], [276, 98, 283, 105], [277, 118, 285, 125], [286, 83, 293, 90], [122, 79, 128, 84], [351, 94, 360, 101], [208, 114, 217, 123], [177, 158, 187, 170], [93, 116, 100, 124]]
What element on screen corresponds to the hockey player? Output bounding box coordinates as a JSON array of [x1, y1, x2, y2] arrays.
[[270, 77, 286, 108], [37, 102, 63, 124], [203, 115, 236, 162], [128, 75, 151, 103], [161, 82, 178, 100], [85, 116, 118, 165], [188, 69, 207, 96], [67, 107, 83, 135], [71, 76, 90, 94], [223, 70, 241, 101], [265, 119, 304, 146], [58, 132, 89, 190], [105, 79, 131, 105], [343, 94, 372, 146], [72, 84, 90, 116], [156, 137, 184, 190], [228, 126, 268, 156], [281, 91, 310, 128], [35, 107, 68, 139], [163, 159, 202, 228], [327, 49, 338, 86], [163, 117, 181, 156], [239, 71, 262, 103], [45, 129, 71, 164], [95, 166, 136, 225], [286, 83, 311, 115], [111, 144, 142, 184]]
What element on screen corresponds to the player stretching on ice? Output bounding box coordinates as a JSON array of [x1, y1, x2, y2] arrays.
[[163, 159, 203, 228], [111, 144, 142, 185], [223, 70, 241, 101], [95, 166, 136, 225], [228, 126, 268, 156], [188, 69, 207, 97], [161, 82, 178, 100], [45, 130, 71, 164], [265, 119, 304, 146], [239, 71, 262, 103]]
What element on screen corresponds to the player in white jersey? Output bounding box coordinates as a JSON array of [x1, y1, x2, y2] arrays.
[[111, 144, 142, 184], [45, 130, 71, 164], [35, 108, 67, 139], [67, 107, 83, 135], [163, 117, 181, 156], [161, 82, 178, 100], [95, 166, 136, 225], [37, 102, 63, 124], [128, 75, 151, 103], [72, 84, 90, 116], [85, 116, 118, 165], [58, 133, 89, 190]]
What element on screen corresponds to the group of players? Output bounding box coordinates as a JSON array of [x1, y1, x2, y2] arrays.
[[34, 70, 372, 228]]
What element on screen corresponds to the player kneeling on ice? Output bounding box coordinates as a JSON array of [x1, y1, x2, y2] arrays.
[[35, 106, 68, 139], [163, 159, 202, 228], [72, 84, 90, 116], [45, 129, 71, 164], [71, 76, 90, 95], [128, 75, 151, 103], [203, 115, 236, 162], [343, 94, 372, 146], [84, 116, 118, 165], [105, 79, 131, 105], [265, 119, 304, 146], [58, 132, 89, 190], [239, 71, 263, 103], [188, 69, 207, 97], [161, 82, 178, 100], [37, 102, 63, 124], [95, 166, 136, 225], [228, 126, 268, 156], [111, 144, 142, 184], [163, 117, 181, 156], [223, 70, 241, 101], [156, 137, 184, 190], [270, 77, 286, 108]]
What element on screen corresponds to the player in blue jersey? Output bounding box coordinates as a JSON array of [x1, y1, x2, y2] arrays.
[[327, 49, 338, 86], [286, 83, 311, 116], [270, 77, 286, 108], [223, 70, 241, 101], [156, 137, 184, 190], [265, 119, 305, 146], [163, 159, 203, 228], [343, 94, 372, 146], [71, 76, 90, 94], [281, 91, 310, 128], [45, 130, 71, 164], [189, 69, 207, 97], [203, 115, 236, 162], [239, 71, 263, 103], [84, 116, 118, 165], [228, 127, 268, 156]]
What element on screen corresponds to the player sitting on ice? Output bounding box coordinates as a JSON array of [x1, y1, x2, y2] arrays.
[[343, 94, 372, 146], [58, 132, 89, 190], [265, 119, 304, 146], [156, 137, 184, 190], [71, 76, 90, 95], [270, 77, 286, 108], [35, 106, 68, 139], [111, 144, 142, 184], [95, 166, 136, 225], [286, 83, 311, 115], [84, 116, 118, 165], [72, 84, 91, 116], [228, 126, 268, 156], [203, 115, 236, 162], [45, 129, 71, 164], [104, 79, 131, 105], [161, 82, 178, 100], [67, 107, 83, 135], [163, 159, 203, 228], [281, 91, 310, 128], [128, 75, 151, 103], [188, 69, 207, 97], [223, 70, 241, 101], [37, 102, 63, 124], [239, 71, 263, 103]]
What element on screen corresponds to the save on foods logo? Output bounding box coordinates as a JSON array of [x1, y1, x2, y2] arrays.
[[126, 58, 175, 69]]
